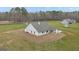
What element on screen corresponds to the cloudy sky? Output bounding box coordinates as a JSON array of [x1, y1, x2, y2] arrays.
[[0, 7, 79, 12]]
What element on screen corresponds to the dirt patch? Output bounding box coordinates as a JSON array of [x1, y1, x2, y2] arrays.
[[0, 21, 13, 24], [2, 29, 65, 44], [24, 32, 65, 43]]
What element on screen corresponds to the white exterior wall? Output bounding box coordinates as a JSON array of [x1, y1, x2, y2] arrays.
[[25, 24, 60, 36], [61, 20, 69, 27], [25, 24, 39, 36], [25, 24, 48, 36], [37, 32, 47, 36], [53, 29, 62, 34]]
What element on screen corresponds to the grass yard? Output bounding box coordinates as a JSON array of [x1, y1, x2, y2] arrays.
[[0, 24, 26, 33], [0, 21, 79, 51], [48, 21, 79, 50]]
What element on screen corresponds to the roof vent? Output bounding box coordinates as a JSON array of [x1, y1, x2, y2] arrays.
[[38, 22, 40, 25]]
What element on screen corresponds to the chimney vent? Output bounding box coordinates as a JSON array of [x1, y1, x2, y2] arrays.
[[38, 22, 40, 25]]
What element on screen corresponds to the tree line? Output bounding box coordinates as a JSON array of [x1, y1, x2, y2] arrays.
[[0, 7, 79, 23]]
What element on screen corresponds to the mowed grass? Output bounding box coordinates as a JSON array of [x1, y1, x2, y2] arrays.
[[0, 21, 79, 51], [48, 21, 79, 50], [0, 24, 26, 33]]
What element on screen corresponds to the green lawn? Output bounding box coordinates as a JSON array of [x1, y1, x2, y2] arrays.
[[0, 21, 79, 51], [48, 21, 79, 50], [0, 24, 26, 33]]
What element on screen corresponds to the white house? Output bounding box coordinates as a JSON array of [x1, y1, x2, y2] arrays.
[[61, 19, 76, 24], [25, 21, 62, 36], [61, 19, 76, 27]]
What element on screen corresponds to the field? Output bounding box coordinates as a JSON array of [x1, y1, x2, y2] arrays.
[[0, 24, 26, 32], [0, 21, 79, 51]]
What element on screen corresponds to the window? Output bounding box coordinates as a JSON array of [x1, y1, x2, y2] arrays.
[[34, 32, 35, 34], [50, 30, 53, 32], [47, 31, 48, 32]]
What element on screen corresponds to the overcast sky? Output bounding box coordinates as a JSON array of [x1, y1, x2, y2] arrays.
[[0, 7, 79, 12]]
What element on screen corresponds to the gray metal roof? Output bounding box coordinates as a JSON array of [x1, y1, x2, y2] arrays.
[[31, 21, 56, 33]]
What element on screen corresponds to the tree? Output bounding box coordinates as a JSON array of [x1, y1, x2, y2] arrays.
[[21, 7, 28, 22], [21, 7, 28, 16], [9, 7, 28, 23]]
